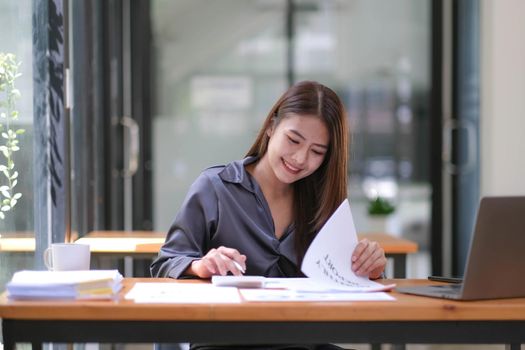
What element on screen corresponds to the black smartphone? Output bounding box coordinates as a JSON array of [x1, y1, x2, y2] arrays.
[[427, 275, 463, 283]]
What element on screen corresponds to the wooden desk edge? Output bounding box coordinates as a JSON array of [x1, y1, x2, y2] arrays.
[[1, 279, 525, 322]]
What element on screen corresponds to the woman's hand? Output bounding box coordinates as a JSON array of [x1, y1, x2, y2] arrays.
[[351, 238, 387, 279], [188, 246, 247, 278]]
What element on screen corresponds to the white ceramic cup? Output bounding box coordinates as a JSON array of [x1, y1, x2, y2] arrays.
[[43, 243, 91, 271]]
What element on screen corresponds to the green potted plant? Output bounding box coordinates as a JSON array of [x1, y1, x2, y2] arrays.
[[0, 52, 25, 220], [367, 196, 396, 233], [368, 196, 395, 216]]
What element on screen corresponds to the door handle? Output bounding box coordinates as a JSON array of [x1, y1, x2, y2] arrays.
[[442, 118, 477, 175], [121, 116, 139, 177]]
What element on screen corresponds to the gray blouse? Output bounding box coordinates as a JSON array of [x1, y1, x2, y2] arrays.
[[150, 157, 303, 279]]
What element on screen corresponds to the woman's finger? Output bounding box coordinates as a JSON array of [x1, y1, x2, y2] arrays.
[[351, 239, 369, 263], [355, 244, 383, 276], [352, 239, 374, 272], [217, 246, 247, 271], [352, 240, 386, 277]]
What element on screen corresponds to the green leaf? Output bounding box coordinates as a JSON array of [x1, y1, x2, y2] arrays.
[[368, 197, 396, 216], [0, 53, 24, 220]]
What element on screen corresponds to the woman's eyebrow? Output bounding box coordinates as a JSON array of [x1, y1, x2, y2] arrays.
[[289, 129, 328, 149]]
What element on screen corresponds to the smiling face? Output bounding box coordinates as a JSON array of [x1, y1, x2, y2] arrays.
[[264, 113, 330, 185]]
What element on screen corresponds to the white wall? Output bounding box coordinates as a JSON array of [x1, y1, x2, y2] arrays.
[[481, 0, 525, 195]]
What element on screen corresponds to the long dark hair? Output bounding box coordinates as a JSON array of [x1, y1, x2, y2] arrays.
[[246, 81, 349, 262]]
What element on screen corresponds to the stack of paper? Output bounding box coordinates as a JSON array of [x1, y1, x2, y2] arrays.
[[6, 269, 123, 300]]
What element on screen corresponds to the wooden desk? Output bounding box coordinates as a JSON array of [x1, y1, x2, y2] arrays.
[[0, 232, 36, 252], [1, 279, 523, 350], [75, 231, 166, 257], [0, 231, 165, 256], [1, 231, 418, 277], [359, 232, 418, 278]]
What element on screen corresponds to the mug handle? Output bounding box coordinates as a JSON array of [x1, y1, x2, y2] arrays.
[[43, 247, 54, 271]]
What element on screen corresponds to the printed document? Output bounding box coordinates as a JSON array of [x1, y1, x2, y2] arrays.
[[213, 199, 395, 296], [300, 199, 395, 292]]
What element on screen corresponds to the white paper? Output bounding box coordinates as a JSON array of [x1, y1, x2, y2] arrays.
[[7, 270, 123, 300], [210, 200, 395, 296], [8, 270, 122, 286], [125, 283, 241, 303], [264, 277, 393, 293], [301, 199, 395, 292], [239, 288, 395, 302]]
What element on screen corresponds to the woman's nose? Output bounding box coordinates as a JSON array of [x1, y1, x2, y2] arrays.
[[292, 147, 308, 166]]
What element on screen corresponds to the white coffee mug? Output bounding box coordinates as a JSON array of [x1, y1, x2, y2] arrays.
[[43, 243, 91, 271]]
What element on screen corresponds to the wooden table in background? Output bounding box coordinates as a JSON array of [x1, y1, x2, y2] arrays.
[[359, 232, 418, 278], [0, 232, 35, 253], [1, 231, 418, 277], [0, 278, 523, 350], [75, 231, 166, 257]]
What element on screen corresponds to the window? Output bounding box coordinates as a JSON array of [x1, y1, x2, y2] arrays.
[[0, 0, 68, 297], [0, 0, 35, 289]]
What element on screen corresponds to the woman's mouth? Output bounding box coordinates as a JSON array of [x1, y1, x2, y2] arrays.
[[282, 159, 301, 175]]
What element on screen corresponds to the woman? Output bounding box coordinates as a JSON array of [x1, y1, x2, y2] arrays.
[[151, 81, 387, 350]]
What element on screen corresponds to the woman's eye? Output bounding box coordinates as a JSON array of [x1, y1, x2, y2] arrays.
[[288, 137, 299, 144], [312, 150, 325, 156]]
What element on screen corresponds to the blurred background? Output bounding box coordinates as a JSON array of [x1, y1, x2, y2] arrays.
[[1, 0, 525, 291], [2, 1, 525, 349]]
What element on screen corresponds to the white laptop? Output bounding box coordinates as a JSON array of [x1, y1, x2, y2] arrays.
[[397, 196, 525, 300]]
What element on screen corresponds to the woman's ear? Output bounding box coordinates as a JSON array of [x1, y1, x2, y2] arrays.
[[266, 123, 275, 138], [267, 114, 279, 137]]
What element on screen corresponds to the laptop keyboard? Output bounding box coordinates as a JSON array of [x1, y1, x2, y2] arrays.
[[431, 284, 462, 294]]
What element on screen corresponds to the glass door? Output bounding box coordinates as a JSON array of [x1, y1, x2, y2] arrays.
[[150, 0, 432, 278], [290, 0, 432, 277], [151, 0, 289, 229]]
